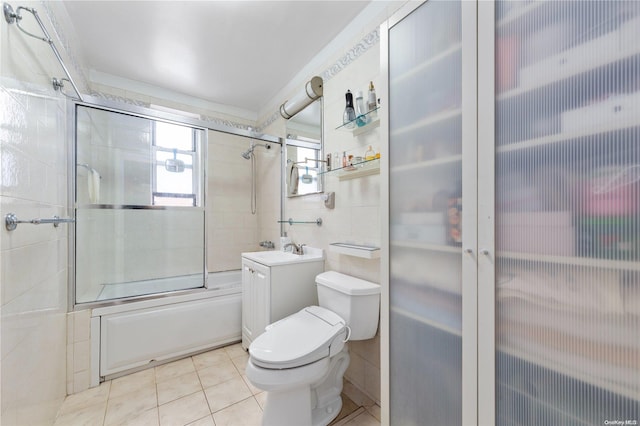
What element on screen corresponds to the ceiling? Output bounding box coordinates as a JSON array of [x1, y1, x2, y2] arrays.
[[62, 1, 371, 118]]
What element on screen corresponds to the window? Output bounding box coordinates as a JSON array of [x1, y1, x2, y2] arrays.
[[152, 121, 197, 206]]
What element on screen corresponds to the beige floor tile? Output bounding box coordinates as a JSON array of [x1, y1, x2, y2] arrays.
[[158, 391, 211, 426], [110, 368, 155, 399], [241, 374, 261, 395], [157, 371, 202, 405], [53, 401, 107, 426], [331, 394, 360, 425], [108, 407, 159, 426], [366, 404, 381, 422], [203, 376, 252, 413], [192, 348, 230, 370], [254, 392, 267, 410], [331, 408, 365, 426], [155, 358, 196, 383], [186, 415, 215, 426], [197, 360, 240, 388], [223, 343, 246, 359], [230, 352, 249, 374], [212, 397, 263, 426], [104, 386, 157, 426], [57, 381, 111, 416], [344, 411, 380, 426]]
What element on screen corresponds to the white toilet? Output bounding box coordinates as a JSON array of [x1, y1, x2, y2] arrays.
[[245, 271, 380, 426]]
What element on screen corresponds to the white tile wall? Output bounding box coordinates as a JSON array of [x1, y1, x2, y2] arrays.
[[214, 131, 281, 271], [261, 31, 386, 403], [1, 4, 71, 422]]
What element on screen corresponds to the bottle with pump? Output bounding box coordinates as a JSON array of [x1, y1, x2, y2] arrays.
[[355, 91, 369, 127], [367, 81, 377, 118], [343, 90, 356, 129]]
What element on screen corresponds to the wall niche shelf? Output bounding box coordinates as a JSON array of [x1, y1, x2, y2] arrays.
[[329, 242, 380, 259], [336, 108, 380, 136]]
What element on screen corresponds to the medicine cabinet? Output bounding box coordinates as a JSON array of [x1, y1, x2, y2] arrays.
[[381, 1, 640, 425]]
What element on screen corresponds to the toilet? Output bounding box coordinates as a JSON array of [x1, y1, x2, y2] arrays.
[[245, 271, 380, 426]]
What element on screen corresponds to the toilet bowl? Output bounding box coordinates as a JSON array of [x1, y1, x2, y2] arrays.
[[246, 271, 380, 426]]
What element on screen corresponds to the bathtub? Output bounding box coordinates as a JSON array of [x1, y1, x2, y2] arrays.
[[90, 270, 242, 384]]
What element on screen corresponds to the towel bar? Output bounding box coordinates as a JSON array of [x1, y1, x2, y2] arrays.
[[277, 218, 322, 226], [5, 213, 75, 231]]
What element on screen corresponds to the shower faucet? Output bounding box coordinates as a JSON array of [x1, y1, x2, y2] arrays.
[[259, 240, 275, 249]]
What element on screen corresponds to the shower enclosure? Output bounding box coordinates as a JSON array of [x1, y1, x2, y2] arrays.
[[73, 104, 207, 305]]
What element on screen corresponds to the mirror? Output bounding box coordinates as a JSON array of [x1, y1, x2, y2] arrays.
[[285, 98, 323, 197]]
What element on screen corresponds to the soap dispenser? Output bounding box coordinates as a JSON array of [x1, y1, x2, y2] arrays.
[[280, 232, 292, 252], [343, 90, 356, 129]]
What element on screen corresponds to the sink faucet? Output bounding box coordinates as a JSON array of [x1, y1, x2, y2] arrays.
[[283, 242, 305, 255]]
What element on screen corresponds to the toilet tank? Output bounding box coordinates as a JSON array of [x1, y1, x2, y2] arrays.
[[315, 271, 380, 340]]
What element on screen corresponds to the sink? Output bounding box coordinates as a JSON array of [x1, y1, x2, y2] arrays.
[[242, 247, 324, 266]]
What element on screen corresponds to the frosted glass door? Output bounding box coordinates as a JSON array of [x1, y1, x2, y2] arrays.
[[388, 1, 466, 424], [492, 1, 640, 424]]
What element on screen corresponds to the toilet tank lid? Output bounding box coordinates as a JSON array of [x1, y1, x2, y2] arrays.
[[316, 271, 380, 296]]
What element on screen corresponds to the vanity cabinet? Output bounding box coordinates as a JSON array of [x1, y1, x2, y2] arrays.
[[382, 1, 640, 425], [241, 256, 324, 350]]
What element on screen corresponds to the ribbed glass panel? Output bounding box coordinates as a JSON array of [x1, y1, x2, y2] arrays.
[[388, 1, 463, 424], [495, 1, 640, 424]]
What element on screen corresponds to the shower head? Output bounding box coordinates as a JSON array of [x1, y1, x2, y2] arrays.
[[165, 149, 185, 172], [241, 142, 271, 160]]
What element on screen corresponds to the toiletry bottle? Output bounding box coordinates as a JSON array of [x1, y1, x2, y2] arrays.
[[343, 90, 356, 128], [355, 91, 369, 126], [326, 153, 332, 171], [365, 146, 375, 161], [342, 151, 347, 168], [280, 232, 292, 252], [446, 181, 462, 246], [367, 81, 377, 117]]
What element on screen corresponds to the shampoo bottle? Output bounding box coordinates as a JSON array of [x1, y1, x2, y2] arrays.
[[365, 145, 375, 161], [355, 91, 369, 126], [367, 81, 377, 116]]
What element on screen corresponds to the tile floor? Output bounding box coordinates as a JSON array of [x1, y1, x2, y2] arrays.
[[53, 343, 380, 426]]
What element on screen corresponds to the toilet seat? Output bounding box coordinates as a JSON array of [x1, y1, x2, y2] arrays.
[[249, 306, 347, 369]]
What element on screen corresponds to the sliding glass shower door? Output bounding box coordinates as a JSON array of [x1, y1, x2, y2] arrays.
[[74, 105, 206, 304]]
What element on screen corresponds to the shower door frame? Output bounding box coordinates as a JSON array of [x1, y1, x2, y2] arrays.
[[68, 95, 282, 310]]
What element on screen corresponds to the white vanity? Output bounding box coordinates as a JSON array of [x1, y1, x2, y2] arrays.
[[240, 247, 324, 350]]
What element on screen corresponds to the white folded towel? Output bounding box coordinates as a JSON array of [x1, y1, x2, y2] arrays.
[[288, 163, 299, 196], [88, 169, 100, 203]]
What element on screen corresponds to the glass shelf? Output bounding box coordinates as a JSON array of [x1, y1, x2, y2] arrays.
[[329, 242, 381, 259], [320, 158, 380, 180], [336, 108, 381, 135]]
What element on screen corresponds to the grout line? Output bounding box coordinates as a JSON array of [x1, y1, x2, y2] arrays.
[[331, 407, 366, 426]]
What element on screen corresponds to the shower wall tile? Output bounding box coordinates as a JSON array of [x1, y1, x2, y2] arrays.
[[206, 130, 267, 272], [1, 3, 71, 422]]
